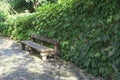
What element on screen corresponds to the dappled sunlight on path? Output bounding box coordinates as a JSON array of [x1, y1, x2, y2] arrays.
[[0, 37, 96, 80]]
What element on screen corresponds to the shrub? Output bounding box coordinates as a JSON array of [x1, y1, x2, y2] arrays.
[[0, 12, 8, 35], [6, 13, 36, 39]]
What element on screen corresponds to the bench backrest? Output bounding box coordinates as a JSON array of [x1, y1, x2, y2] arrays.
[[31, 35, 58, 45], [31, 35, 59, 54]]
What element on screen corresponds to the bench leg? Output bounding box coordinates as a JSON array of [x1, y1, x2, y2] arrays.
[[42, 56, 47, 61], [28, 47, 34, 54], [41, 53, 47, 61], [53, 54, 59, 61], [21, 43, 25, 50]]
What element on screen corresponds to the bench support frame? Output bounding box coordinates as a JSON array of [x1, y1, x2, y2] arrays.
[[21, 35, 59, 61]]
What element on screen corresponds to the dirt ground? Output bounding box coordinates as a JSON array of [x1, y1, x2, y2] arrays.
[[0, 37, 101, 80]]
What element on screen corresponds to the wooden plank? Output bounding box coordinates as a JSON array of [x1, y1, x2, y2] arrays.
[[31, 35, 59, 45], [21, 41, 54, 53]]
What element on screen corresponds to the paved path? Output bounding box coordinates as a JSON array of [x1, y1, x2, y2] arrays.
[[0, 37, 97, 80]]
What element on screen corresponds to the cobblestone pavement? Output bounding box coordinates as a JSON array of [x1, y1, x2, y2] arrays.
[[0, 37, 99, 80]]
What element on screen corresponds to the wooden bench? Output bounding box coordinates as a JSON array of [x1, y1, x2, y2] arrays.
[[21, 35, 59, 60]]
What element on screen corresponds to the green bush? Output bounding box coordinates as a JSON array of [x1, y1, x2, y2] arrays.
[[4, 0, 120, 79], [0, 12, 8, 35], [6, 13, 36, 39]]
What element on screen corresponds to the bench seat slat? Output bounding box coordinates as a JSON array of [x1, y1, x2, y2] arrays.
[[21, 41, 54, 53]]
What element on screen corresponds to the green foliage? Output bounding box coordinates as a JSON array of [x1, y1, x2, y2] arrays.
[[0, 12, 8, 36], [0, 12, 6, 22], [7, 0, 57, 12], [26, 0, 57, 12], [0, 1, 11, 15], [0, 1, 10, 35], [9, 0, 26, 8], [6, 13, 36, 40], [8, 0, 30, 12], [2, 0, 120, 78]]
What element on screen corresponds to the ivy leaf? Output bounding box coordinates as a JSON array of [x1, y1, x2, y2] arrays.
[[95, 52, 101, 57]]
